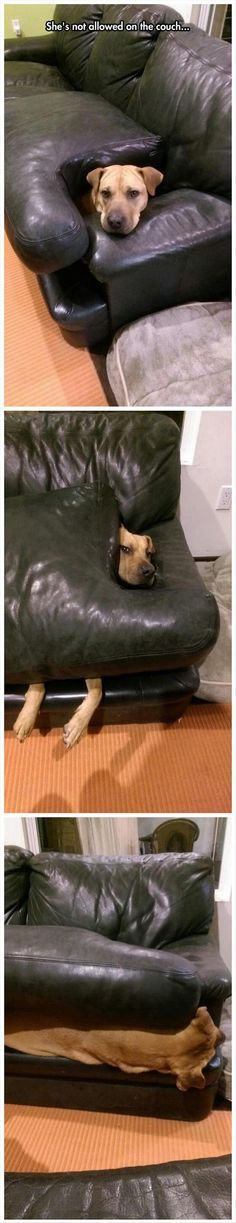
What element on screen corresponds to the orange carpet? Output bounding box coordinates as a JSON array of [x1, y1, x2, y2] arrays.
[[4, 232, 108, 407], [5, 1105, 231, 1174], [4, 704, 231, 814]]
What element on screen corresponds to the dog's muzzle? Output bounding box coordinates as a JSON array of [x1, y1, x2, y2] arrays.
[[138, 563, 156, 586], [104, 210, 133, 235]]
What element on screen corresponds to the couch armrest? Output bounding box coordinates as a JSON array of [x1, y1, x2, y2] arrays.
[[5, 91, 163, 273], [5, 926, 201, 1031], [5, 36, 57, 65]]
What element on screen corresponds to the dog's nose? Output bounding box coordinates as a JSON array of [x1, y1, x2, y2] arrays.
[[140, 564, 154, 578], [108, 213, 124, 231]]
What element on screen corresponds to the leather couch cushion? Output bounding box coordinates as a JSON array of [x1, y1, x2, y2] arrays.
[[129, 25, 231, 198], [54, 4, 183, 99], [4, 411, 180, 528], [5, 482, 121, 681], [26, 853, 214, 946], [5, 491, 219, 682], [5, 60, 72, 96], [85, 191, 231, 283], [84, 189, 230, 332], [5, 91, 164, 272], [5, 924, 200, 1029], [53, 4, 231, 199], [4, 846, 32, 926], [4, 1156, 232, 1219], [164, 938, 231, 1025]]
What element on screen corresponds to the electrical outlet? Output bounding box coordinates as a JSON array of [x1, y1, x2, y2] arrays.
[[216, 485, 232, 511], [12, 19, 21, 36]]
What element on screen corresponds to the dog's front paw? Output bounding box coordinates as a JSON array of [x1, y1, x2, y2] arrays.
[[13, 708, 35, 742], [63, 714, 86, 750]]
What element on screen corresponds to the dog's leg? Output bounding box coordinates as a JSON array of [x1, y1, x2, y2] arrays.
[[63, 679, 102, 750], [13, 683, 45, 742]]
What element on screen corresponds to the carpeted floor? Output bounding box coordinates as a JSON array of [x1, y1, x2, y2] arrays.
[[5, 1105, 231, 1174], [4, 703, 231, 813], [4, 233, 110, 408]]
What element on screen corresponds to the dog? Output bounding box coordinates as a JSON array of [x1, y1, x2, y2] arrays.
[[13, 525, 157, 750], [5, 1007, 223, 1092], [79, 163, 163, 234]]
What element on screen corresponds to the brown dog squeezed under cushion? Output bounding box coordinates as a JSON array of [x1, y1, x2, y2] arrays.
[[79, 164, 164, 234], [13, 525, 157, 749], [5, 1007, 223, 1091]]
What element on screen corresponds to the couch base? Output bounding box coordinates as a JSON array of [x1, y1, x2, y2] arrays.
[[38, 260, 231, 349], [4, 1157, 232, 1220], [39, 262, 109, 346], [5, 1048, 222, 1122], [5, 668, 200, 730]]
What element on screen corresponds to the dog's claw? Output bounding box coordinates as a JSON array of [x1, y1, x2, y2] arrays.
[[13, 711, 34, 741], [63, 719, 86, 749]]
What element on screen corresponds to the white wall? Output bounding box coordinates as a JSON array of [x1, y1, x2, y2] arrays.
[[180, 411, 231, 557], [4, 816, 27, 848], [162, 1, 192, 18]]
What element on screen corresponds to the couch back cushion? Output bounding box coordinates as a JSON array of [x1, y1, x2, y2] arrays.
[[128, 25, 231, 198], [4, 846, 33, 925], [4, 411, 180, 530], [27, 853, 214, 946], [54, 5, 182, 102], [53, 5, 231, 197]]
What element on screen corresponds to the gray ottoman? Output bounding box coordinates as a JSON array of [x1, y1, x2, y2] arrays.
[[106, 302, 231, 407]]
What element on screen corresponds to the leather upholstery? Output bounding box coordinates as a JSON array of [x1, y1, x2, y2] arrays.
[[5, 667, 200, 731], [5, 5, 231, 341], [7, 860, 222, 1022], [4, 846, 33, 926], [5, 92, 163, 272], [5, 412, 219, 690], [24, 852, 214, 944], [5, 1045, 223, 1119], [4, 410, 180, 518], [4, 1156, 232, 1219], [5, 925, 201, 1029], [4, 849, 231, 1117]]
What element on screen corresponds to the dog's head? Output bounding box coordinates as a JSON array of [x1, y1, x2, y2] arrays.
[[118, 525, 156, 587], [86, 164, 163, 234], [176, 1007, 225, 1092]]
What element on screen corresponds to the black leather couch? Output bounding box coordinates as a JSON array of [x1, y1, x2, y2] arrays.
[[5, 411, 219, 728], [5, 4, 231, 346], [4, 1156, 232, 1219], [5, 848, 231, 1120]]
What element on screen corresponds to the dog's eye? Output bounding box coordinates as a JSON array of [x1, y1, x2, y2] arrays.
[[120, 545, 131, 554], [147, 550, 154, 560], [101, 189, 111, 199], [126, 189, 139, 199]]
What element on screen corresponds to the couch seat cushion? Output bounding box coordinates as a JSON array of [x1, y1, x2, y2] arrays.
[[85, 190, 231, 281], [5, 924, 200, 1030], [5, 485, 219, 682], [85, 189, 231, 329], [5, 61, 72, 96]]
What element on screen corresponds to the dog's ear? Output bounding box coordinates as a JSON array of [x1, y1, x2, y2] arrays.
[[86, 168, 104, 193], [139, 167, 164, 195], [146, 534, 155, 554]]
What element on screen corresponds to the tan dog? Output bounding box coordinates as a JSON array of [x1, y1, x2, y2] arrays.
[[82, 164, 163, 234], [5, 1008, 223, 1092], [13, 526, 156, 749]]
